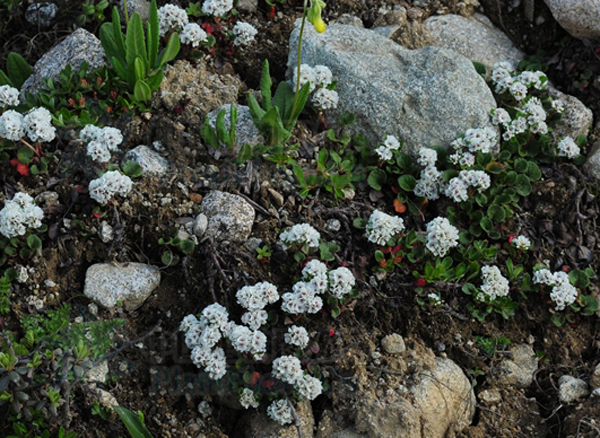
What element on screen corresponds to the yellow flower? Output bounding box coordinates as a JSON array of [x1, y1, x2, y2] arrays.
[[312, 17, 326, 33]]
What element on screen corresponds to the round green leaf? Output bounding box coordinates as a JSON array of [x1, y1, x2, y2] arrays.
[[398, 174, 416, 192]]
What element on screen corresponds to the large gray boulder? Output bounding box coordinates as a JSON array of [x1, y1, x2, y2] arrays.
[[21, 28, 106, 98], [84, 263, 161, 310], [288, 20, 498, 154], [543, 0, 600, 40], [424, 13, 524, 75]]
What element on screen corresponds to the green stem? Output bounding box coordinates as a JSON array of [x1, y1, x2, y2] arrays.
[[288, 0, 308, 129], [123, 0, 129, 25]]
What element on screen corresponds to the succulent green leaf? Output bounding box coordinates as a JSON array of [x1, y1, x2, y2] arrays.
[[6, 52, 32, 89]]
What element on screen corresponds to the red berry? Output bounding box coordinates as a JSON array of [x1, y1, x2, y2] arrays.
[[416, 278, 426, 287], [328, 328, 335, 337]]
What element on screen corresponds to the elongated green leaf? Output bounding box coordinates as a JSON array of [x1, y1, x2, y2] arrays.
[[260, 60, 272, 111], [111, 57, 128, 82], [126, 13, 147, 68], [100, 23, 119, 62], [145, 71, 163, 91], [201, 116, 220, 150], [113, 406, 154, 438], [229, 103, 237, 150], [6, 53, 31, 89], [271, 80, 294, 123], [133, 57, 146, 83], [285, 81, 310, 131], [111, 7, 126, 61], [215, 108, 229, 143], [133, 80, 152, 102], [156, 32, 180, 69], [147, 0, 159, 68], [247, 92, 266, 126], [0, 70, 13, 87], [262, 106, 290, 145]]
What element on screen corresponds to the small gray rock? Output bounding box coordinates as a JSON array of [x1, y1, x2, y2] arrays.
[[206, 104, 264, 160], [118, 0, 151, 22], [267, 188, 284, 208], [21, 28, 106, 98], [558, 375, 589, 403], [25, 2, 58, 28], [85, 361, 109, 386], [326, 218, 341, 232], [382, 333, 406, 354], [543, 0, 600, 40], [124, 145, 169, 177], [236, 0, 257, 12], [84, 263, 161, 310], [99, 221, 113, 243], [199, 191, 255, 244], [491, 344, 538, 388], [193, 213, 208, 237], [478, 389, 502, 405]]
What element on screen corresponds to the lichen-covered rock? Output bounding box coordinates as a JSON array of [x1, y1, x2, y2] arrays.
[[21, 28, 106, 98], [288, 20, 498, 154], [490, 344, 538, 388], [123, 145, 169, 177], [25, 2, 58, 28], [548, 85, 593, 141], [118, 0, 151, 22], [205, 104, 264, 160], [84, 263, 161, 310], [156, 60, 243, 128], [381, 333, 406, 354], [199, 191, 255, 243], [558, 375, 589, 403], [543, 0, 600, 40], [424, 13, 524, 75]]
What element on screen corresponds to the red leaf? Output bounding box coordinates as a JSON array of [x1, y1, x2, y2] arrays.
[[16, 163, 30, 176], [393, 198, 406, 213]]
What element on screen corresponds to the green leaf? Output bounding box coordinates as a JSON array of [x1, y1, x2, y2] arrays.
[[396, 154, 412, 169], [133, 80, 152, 102], [398, 174, 416, 192], [515, 174, 531, 196], [331, 306, 341, 318], [480, 217, 494, 233], [284, 81, 310, 132], [126, 13, 147, 70], [133, 56, 146, 83], [340, 113, 356, 127], [487, 204, 506, 222], [113, 406, 154, 438], [229, 103, 237, 151], [147, 0, 159, 68], [122, 161, 143, 177], [17, 147, 34, 164], [215, 108, 229, 143], [514, 157, 528, 173], [259, 60, 272, 111], [6, 53, 32, 89], [201, 115, 220, 149], [247, 92, 266, 126], [179, 239, 195, 255], [526, 161, 541, 180], [237, 144, 252, 163], [472, 61, 486, 77], [568, 270, 590, 289], [367, 169, 387, 190], [27, 235, 42, 251], [156, 32, 180, 69]]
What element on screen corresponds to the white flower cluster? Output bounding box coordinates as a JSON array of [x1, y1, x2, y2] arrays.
[[0, 85, 19, 108], [232, 22, 257, 46], [279, 223, 320, 249], [0, 192, 44, 238], [227, 323, 268, 360], [491, 97, 549, 141], [533, 269, 578, 311], [267, 399, 294, 425], [512, 235, 531, 250], [447, 128, 496, 167], [0, 107, 55, 143], [282, 262, 355, 314], [236, 281, 279, 329], [202, 0, 233, 16], [239, 388, 259, 409], [557, 136, 580, 159], [444, 170, 490, 203], [425, 217, 459, 257], [479, 265, 510, 300], [285, 325, 310, 349], [157, 4, 189, 36], [375, 135, 401, 161], [88, 170, 133, 204], [417, 147, 437, 167], [291, 64, 339, 111], [491, 62, 546, 99], [80, 124, 123, 163], [365, 209, 405, 245], [180, 23, 208, 47], [414, 159, 445, 200], [272, 355, 323, 405]]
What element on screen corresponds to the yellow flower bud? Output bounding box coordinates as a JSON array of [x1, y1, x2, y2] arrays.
[[312, 17, 326, 33]]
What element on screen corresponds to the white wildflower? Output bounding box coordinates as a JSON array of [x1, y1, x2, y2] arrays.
[[23, 107, 55, 143], [0, 192, 44, 238], [157, 4, 189, 36], [551, 99, 565, 113], [444, 177, 469, 203], [425, 217, 459, 257], [313, 65, 333, 87], [241, 309, 268, 330], [202, 0, 233, 16], [295, 374, 323, 401], [312, 88, 339, 111], [284, 325, 310, 349], [375, 145, 393, 161], [280, 223, 320, 249], [533, 268, 554, 285], [88, 171, 133, 204], [365, 209, 405, 246], [491, 108, 511, 126], [479, 265, 510, 300], [292, 64, 316, 92], [459, 170, 490, 192], [302, 259, 328, 279], [87, 140, 111, 163], [512, 235, 531, 250], [239, 388, 259, 409], [272, 355, 303, 385], [0, 109, 24, 141], [267, 399, 293, 425], [180, 23, 208, 47], [417, 147, 437, 167], [557, 136, 580, 158], [0, 85, 19, 107], [549, 281, 578, 311], [509, 81, 528, 101], [328, 267, 355, 299], [180, 314, 200, 332], [383, 135, 401, 150], [232, 22, 257, 46], [414, 165, 444, 200]]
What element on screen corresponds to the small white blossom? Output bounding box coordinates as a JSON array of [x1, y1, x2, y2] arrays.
[[464, 127, 496, 153], [0, 109, 24, 141], [491, 108, 511, 126], [157, 4, 189, 36], [375, 145, 393, 161], [267, 399, 294, 425], [239, 388, 259, 409], [87, 140, 111, 163], [549, 280, 578, 311], [23, 107, 55, 143], [89, 171, 133, 204], [459, 170, 490, 192], [479, 265, 510, 300], [180, 23, 208, 47], [557, 136, 580, 159], [312, 88, 339, 111], [313, 65, 333, 87], [414, 165, 444, 200], [280, 223, 320, 249], [79, 124, 102, 142], [365, 209, 405, 246], [444, 177, 469, 203], [533, 268, 554, 285], [328, 267, 355, 299], [383, 135, 401, 150], [425, 217, 459, 257], [101, 127, 123, 150], [509, 81, 528, 101], [0, 85, 19, 107], [284, 325, 310, 349], [202, 0, 233, 16], [241, 309, 268, 330], [295, 374, 323, 401], [417, 147, 437, 167], [180, 314, 200, 332], [512, 235, 531, 250], [272, 355, 303, 385], [302, 259, 328, 279], [232, 21, 257, 46], [292, 64, 316, 92], [0, 192, 44, 238], [551, 99, 565, 113]]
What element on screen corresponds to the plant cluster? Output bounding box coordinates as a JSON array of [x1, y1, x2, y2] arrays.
[[180, 222, 356, 425]]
